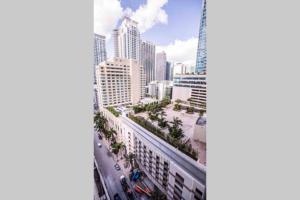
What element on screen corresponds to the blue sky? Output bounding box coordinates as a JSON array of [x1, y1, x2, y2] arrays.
[[94, 0, 203, 65]]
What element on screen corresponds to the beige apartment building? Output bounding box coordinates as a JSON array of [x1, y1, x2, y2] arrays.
[[96, 58, 145, 107]]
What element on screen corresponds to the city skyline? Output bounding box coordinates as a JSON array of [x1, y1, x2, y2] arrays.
[[94, 0, 203, 66], [94, 1, 207, 199]]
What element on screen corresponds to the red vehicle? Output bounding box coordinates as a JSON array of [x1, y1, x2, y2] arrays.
[[134, 180, 152, 197], [134, 185, 143, 194]]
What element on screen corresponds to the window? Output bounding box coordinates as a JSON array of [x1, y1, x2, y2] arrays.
[[175, 173, 184, 188], [194, 188, 203, 200]]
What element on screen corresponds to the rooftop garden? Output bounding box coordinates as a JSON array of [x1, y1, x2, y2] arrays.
[[107, 106, 120, 117], [129, 97, 198, 160], [174, 98, 206, 116]]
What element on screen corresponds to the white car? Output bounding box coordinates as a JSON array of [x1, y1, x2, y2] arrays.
[[97, 143, 102, 148]]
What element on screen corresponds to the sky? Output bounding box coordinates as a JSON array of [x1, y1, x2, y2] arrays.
[[94, 0, 203, 66]]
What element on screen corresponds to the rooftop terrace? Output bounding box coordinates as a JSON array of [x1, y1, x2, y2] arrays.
[[130, 101, 206, 165]]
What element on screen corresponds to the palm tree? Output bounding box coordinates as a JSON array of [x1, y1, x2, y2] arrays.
[[169, 117, 184, 139], [159, 110, 166, 119], [175, 99, 182, 104], [108, 128, 117, 143], [199, 110, 205, 116], [94, 112, 107, 133], [186, 106, 194, 113], [147, 103, 161, 121], [170, 117, 183, 127], [127, 153, 135, 169], [158, 110, 168, 128], [161, 97, 171, 107], [173, 103, 181, 111], [111, 142, 125, 161]]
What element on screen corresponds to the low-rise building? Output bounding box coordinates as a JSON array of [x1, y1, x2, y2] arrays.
[[172, 74, 206, 110], [100, 107, 206, 200]]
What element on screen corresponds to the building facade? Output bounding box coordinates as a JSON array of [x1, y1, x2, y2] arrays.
[[94, 34, 107, 83], [114, 17, 141, 62], [93, 84, 99, 111], [94, 34, 107, 66], [173, 63, 196, 76], [94, 34, 107, 111], [193, 116, 206, 144], [113, 29, 119, 58], [156, 51, 167, 81], [100, 108, 206, 200], [165, 61, 172, 80], [96, 58, 145, 107], [195, 0, 207, 73], [141, 40, 156, 85], [147, 80, 173, 101], [172, 74, 206, 110]]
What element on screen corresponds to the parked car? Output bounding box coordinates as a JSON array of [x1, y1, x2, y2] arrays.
[[97, 143, 102, 148], [98, 134, 102, 140], [113, 193, 121, 200], [114, 163, 121, 170], [120, 175, 134, 199]]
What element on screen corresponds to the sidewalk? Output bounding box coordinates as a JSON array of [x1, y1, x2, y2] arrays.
[[97, 131, 151, 200], [99, 132, 131, 174]]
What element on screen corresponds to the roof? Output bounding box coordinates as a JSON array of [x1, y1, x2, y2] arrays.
[[122, 116, 206, 185]]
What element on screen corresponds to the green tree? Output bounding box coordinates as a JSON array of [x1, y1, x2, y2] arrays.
[[107, 107, 120, 117], [126, 153, 135, 169], [186, 106, 194, 114], [175, 99, 182, 104], [94, 112, 107, 133], [158, 110, 168, 128], [173, 103, 181, 111], [199, 110, 205, 116], [105, 128, 117, 143], [161, 97, 171, 107], [147, 103, 162, 121], [111, 142, 125, 160], [168, 117, 184, 139]]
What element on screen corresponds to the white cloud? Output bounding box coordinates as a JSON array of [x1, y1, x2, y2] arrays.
[[94, 0, 169, 38], [94, 0, 123, 39], [157, 38, 198, 66], [129, 0, 168, 33]]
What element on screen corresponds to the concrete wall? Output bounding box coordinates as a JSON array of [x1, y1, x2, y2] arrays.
[[172, 86, 191, 102], [193, 124, 206, 144]]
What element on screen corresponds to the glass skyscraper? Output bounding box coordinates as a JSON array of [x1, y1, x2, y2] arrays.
[[195, 0, 207, 73]]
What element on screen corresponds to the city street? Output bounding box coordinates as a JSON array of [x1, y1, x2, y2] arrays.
[[94, 131, 151, 200], [94, 131, 128, 200]]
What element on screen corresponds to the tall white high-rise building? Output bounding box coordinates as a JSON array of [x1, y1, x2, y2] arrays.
[[141, 40, 156, 85], [96, 58, 145, 107], [114, 17, 140, 61], [113, 29, 119, 58], [155, 51, 167, 81]]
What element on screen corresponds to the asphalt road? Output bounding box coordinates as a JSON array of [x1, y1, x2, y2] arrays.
[[94, 132, 128, 200]]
